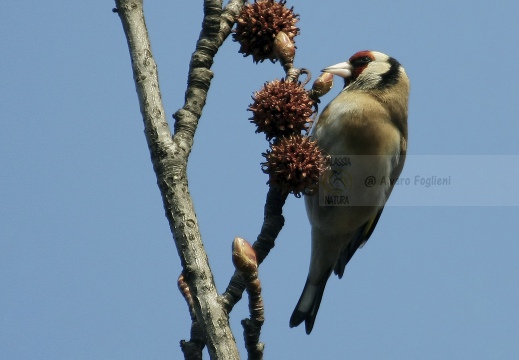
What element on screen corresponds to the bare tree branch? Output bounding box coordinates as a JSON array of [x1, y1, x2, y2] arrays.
[[232, 237, 265, 360], [222, 187, 288, 313], [178, 274, 206, 359], [114, 0, 244, 358]]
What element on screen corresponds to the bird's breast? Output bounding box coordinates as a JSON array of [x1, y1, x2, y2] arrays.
[[314, 93, 401, 157], [305, 92, 402, 232]]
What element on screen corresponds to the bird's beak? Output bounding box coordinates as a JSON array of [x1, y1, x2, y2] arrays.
[[322, 61, 353, 79]]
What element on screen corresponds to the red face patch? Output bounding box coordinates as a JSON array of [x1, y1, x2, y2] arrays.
[[348, 50, 375, 80], [349, 50, 373, 62]]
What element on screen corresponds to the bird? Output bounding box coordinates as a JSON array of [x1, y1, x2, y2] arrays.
[[289, 50, 410, 334]]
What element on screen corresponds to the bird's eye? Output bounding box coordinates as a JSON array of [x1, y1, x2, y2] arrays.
[[352, 56, 372, 67]]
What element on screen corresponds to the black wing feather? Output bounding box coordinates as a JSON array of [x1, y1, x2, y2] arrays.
[[334, 207, 384, 278]]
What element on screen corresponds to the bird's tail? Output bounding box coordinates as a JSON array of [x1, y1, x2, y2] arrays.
[[289, 268, 332, 334]]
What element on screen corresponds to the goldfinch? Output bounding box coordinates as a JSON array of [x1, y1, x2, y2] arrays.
[[290, 50, 410, 334]]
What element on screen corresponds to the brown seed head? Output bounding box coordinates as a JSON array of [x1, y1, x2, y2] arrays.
[[261, 135, 328, 197], [249, 79, 314, 140], [233, 0, 300, 63]]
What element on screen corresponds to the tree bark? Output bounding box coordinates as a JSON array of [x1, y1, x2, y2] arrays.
[[114, 1, 243, 358]]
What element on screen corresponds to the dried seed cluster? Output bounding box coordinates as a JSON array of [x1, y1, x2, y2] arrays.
[[233, 0, 299, 63], [249, 79, 314, 140], [262, 135, 328, 197]]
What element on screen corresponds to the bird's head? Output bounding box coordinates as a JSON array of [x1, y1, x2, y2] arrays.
[[322, 50, 407, 91]]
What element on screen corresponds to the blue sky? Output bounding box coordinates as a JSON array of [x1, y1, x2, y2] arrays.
[[1, 1, 519, 359]]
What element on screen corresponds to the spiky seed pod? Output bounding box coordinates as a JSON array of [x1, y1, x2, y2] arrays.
[[262, 135, 328, 197], [249, 79, 314, 140], [233, 0, 300, 63]]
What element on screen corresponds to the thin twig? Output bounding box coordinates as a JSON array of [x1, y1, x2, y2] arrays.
[[232, 238, 265, 360], [178, 274, 206, 359], [221, 186, 288, 312]]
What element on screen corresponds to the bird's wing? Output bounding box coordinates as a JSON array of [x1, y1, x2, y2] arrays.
[[334, 136, 407, 279], [333, 208, 383, 278]]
